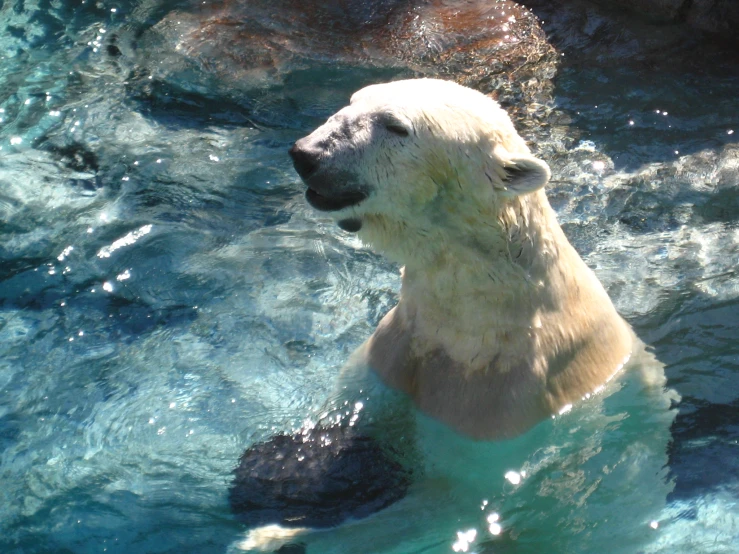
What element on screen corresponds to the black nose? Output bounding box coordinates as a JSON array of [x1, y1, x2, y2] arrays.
[[289, 142, 319, 180]]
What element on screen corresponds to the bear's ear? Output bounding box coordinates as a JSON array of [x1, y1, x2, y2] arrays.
[[500, 155, 551, 196]]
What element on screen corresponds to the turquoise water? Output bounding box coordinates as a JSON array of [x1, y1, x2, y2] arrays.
[[1, 1, 738, 553]]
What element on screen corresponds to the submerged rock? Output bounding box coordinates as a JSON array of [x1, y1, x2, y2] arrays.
[[131, 0, 557, 111]]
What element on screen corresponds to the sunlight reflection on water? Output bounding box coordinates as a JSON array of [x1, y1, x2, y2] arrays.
[[0, 0, 738, 553]]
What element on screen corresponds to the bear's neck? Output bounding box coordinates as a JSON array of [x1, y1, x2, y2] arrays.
[[363, 190, 634, 436], [399, 190, 562, 317], [390, 190, 624, 367]]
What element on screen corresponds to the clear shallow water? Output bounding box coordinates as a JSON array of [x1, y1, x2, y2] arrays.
[[1, 1, 738, 553]]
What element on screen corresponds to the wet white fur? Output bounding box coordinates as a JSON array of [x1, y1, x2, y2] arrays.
[[301, 79, 647, 438], [239, 79, 670, 551]]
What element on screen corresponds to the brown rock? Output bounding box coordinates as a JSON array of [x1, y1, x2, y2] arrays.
[[144, 0, 557, 107]]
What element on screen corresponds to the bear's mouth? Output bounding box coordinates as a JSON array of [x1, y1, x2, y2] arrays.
[[305, 188, 367, 212]]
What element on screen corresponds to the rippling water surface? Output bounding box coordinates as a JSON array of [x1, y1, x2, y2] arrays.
[[1, 1, 738, 553]]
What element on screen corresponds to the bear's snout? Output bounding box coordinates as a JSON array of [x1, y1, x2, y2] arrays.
[[289, 137, 368, 213], [289, 140, 320, 180]]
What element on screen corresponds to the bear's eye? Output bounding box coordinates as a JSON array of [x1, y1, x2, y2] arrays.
[[379, 114, 410, 137], [385, 122, 409, 137]]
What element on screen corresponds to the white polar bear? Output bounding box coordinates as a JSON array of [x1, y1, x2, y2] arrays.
[[290, 78, 659, 440], [234, 78, 674, 553]]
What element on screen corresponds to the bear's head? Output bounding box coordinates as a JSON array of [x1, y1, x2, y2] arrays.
[[290, 79, 550, 265]]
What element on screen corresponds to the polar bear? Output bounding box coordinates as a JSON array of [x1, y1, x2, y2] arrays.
[[289, 78, 642, 439], [231, 78, 672, 552]]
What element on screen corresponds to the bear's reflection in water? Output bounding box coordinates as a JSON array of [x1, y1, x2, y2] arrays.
[[229, 422, 412, 529]]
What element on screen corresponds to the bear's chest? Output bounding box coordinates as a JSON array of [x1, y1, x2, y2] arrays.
[[365, 307, 550, 439]]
